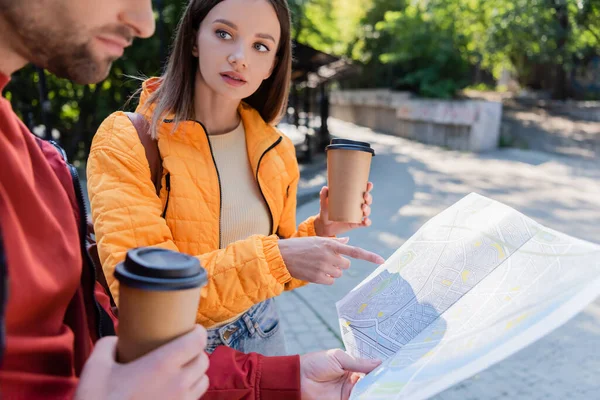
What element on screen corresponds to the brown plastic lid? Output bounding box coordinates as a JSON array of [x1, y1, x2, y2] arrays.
[[326, 138, 375, 155], [115, 247, 207, 291]]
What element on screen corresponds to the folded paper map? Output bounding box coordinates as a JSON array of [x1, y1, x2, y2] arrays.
[[337, 193, 600, 400]]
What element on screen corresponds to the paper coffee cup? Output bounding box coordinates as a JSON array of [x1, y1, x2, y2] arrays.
[[114, 247, 207, 363], [326, 138, 375, 223]]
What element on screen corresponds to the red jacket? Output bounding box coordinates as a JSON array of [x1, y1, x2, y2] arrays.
[[0, 73, 301, 399]]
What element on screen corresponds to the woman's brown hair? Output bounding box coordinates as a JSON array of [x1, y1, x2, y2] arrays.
[[143, 0, 292, 137]]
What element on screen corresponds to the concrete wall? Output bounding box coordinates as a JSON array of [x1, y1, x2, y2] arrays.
[[330, 90, 503, 152], [516, 98, 600, 122]]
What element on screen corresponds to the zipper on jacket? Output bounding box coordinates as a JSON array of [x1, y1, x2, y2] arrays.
[[195, 121, 224, 249], [161, 173, 171, 219], [256, 136, 283, 235]]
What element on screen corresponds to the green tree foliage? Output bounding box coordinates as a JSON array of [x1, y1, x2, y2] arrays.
[[376, 3, 472, 98], [293, 0, 472, 97], [296, 0, 600, 99], [473, 0, 600, 98], [292, 0, 373, 56]]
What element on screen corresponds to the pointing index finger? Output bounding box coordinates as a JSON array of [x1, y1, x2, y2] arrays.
[[334, 242, 385, 264]]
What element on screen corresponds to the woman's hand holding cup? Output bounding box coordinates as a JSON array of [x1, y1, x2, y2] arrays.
[[314, 182, 374, 238]]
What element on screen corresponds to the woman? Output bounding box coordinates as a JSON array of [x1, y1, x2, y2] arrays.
[[87, 0, 382, 356]]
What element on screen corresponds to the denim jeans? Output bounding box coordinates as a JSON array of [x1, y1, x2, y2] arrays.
[[205, 298, 286, 356]]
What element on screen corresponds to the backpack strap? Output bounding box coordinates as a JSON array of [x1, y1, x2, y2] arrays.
[[44, 139, 116, 337], [125, 112, 162, 196]]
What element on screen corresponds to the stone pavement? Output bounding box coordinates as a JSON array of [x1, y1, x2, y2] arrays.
[[276, 117, 600, 398]]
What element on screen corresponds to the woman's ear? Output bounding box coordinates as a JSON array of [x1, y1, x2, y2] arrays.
[[265, 56, 278, 80], [192, 30, 199, 57]]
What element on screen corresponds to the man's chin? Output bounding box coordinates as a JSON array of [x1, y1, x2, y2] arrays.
[[66, 59, 114, 85]]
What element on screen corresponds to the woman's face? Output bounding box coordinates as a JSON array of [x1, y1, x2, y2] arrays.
[[193, 0, 281, 101]]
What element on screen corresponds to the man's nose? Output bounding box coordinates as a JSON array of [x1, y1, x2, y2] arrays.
[[120, 0, 156, 39]]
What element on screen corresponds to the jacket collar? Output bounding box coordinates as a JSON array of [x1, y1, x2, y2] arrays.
[[239, 103, 282, 175], [138, 78, 282, 171]]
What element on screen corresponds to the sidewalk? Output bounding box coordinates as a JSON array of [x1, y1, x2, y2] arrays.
[[277, 118, 600, 398]]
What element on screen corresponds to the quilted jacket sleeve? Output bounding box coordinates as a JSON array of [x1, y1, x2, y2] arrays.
[[87, 113, 294, 326]]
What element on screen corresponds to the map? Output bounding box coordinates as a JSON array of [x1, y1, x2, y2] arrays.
[[336, 193, 600, 400]]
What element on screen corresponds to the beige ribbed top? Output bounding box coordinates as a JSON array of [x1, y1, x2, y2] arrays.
[[208, 121, 271, 249]]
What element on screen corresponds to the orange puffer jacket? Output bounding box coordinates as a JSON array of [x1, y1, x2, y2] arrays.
[[87, 78, 314, 327]]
